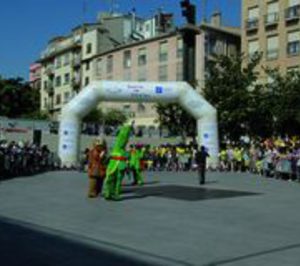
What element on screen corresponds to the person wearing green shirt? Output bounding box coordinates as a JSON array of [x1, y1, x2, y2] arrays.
[[129, 144, 144, 186]]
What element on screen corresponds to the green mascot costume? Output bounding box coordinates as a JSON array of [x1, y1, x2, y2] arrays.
[[129, 144, 144, 186], [103, 125, 131, 200]]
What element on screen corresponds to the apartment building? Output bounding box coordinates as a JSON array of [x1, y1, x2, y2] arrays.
[[242, 0, 300, 81], [29, 63, 42, 90], [88, 12, 240, 126], [38, 11, 174, 120], [37, 10, 240, 126]]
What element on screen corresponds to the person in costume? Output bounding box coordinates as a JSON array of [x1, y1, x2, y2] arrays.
[[129, 143, 144, 186], [87, 138, 107, 198], [102, 125, 132, 200]]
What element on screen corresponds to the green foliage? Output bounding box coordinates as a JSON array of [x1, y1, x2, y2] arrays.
[[22, 110, 50, 120], [0, 77, 40, 118], [83, 108, 127, 127], [203, 52, 263, 140], [105, 109, 127, 126], [264, 68, 300, 135], [203, 52, 300, 139], [155, 103, 196, 138], [82, 109, 104, 122]]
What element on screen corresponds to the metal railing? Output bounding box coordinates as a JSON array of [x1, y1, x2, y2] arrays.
[[285, 5, 300, 21], [246, 18, 259, 31]]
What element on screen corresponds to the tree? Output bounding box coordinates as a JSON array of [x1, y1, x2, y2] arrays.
[[0, 77, 40, 118], [104, 109, 127, 127], [203, 53, 263, 140], [155, 103, 196, 138], [22, 110, 50, 120], [265, 68, 300, 136], [82, 108, 104, 123]]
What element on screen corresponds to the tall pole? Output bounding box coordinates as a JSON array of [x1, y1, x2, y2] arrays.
[[202, 0, 207, 22], [180, 0, 199, 86]]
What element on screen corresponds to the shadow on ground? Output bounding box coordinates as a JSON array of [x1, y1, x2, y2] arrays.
[[0, 217, 155, 266], [122, 185, 261, 201]]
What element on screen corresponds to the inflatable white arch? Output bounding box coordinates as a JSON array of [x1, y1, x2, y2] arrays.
[[58, 81, 219, 168]]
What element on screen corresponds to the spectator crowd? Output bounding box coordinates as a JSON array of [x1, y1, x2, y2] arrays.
[[2, 135, 300, 183], [218, 136, 300, 181], [0, 140, 60, 179]]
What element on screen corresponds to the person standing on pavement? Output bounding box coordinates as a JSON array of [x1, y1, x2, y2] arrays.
[[195, 145, 210, 185]]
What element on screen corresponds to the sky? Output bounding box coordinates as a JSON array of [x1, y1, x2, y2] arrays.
[[0, 0, 241, 80]]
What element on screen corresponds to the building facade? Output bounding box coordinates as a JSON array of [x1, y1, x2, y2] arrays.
[[37, 10, 240, 126], [89, 14, 240, 126], [242, 0, 300, 81], [29, 63, 42, 90], [38, 11, 174, 121]]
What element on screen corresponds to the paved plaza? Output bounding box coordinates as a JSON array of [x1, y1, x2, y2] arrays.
[[0, 170, 300, 266]]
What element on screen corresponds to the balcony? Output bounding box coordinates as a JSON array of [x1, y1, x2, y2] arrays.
[[264, 12, 279, 27], [72, 57, 81, 68], [285, 5, 300, 22], [245, 18, 259, 32], [45, 83, 54, 96], [72, 77, 81, 91], [266, 49, 279, 60], [287, 41, 300, 56], [45, 65, 54, 76]]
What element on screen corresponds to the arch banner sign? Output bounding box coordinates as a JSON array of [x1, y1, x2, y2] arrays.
[[58, 81, 219, 168]]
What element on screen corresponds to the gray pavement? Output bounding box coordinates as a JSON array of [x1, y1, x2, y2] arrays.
[[0, 171, 300, 266]]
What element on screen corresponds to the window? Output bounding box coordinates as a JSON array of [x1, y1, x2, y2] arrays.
[[44, 98, 48, 109], [64, 73, 70, 84], [64, 91, 70, 103], [214, 40, 225, 55], [86, 61, 90, 71], [138, 48, 147, 66], [86, 43, 92, 54], [289, 0, 300, 6], [55, 56, 62, 68], [107, 55, 113, 74], [43, 81, 48, 90], [177, 38, 183, 58], [96, 58, 104, 79], [85, 77, 90, 86], [265, 2, 279, 24], [138, 68, 147, 81], [247, 6, 259, 29], [137, 103, 146, 113], [176, 62, 183, 81], [248, 39, 259, 58], [64, 53, 70, 66], [286, 0, 300, 19], [287, 31, 300, 55], [159, 41, 168, 62], [158, 65, 168, 81], [56, 94, 61, 105], [267, 35, 279, 60], [123, 104, 131, 116], [248, 6, 259, 19], [123, 50, 131, 68], [55, 76, 61, 87]]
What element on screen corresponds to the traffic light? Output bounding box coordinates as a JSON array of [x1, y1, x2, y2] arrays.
[[180, 0, 196, 25]]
